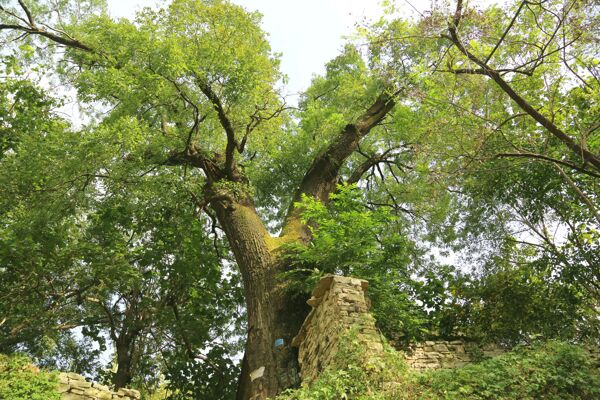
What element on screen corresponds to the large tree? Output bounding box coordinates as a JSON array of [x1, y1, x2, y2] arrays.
[[1, 0, 598, 398], [0, 1, 397, 397]]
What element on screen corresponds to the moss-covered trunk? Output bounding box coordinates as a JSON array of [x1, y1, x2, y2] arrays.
[[203, 91, 395, 399], [212, 199, 309, 399]]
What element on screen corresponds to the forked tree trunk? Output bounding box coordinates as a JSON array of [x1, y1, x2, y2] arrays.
[[211, 93, 396, 399], [212, 200, 309, 400]]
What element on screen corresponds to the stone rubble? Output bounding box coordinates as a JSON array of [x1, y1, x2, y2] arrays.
[[58, 372, 140, 400]]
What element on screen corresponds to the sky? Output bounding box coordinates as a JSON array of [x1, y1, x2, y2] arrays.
[[105, 0, 498, 97]]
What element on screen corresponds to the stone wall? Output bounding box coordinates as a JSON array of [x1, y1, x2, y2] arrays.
[[292, 275, 599, 385], [402, 340, 505, 370], [291, 275, 384, 384], [291, 275, 493, 381], [58, 372, 140, 400], [403, 340, 600, 371]]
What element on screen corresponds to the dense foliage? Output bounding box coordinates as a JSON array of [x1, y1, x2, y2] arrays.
[[415, 342, 600, 400], [285, 185, 446, 342], [0, 354, 60, 400], [0, 0, 598, 397]]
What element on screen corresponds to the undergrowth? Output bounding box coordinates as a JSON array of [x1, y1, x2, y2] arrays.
[[276, 333, 600, 400], [0, 353, 60, 400]]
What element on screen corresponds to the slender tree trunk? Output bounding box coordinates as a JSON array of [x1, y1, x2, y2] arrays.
[[212, 199, 309, 400]]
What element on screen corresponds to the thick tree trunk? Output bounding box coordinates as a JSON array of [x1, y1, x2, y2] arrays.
[[209, 92, 395, 399], [114, 339, 134, 389], [212, 200, 309, 399]]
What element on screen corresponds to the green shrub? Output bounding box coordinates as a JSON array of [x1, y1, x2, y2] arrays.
[[277, 338, 600, 400], [0, 354, 60, 400]]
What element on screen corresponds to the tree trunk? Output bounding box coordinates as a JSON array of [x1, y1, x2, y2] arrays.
[[212, 199, 309, 400], [208, 92, 395, 399], [114, 338, 134, 389]]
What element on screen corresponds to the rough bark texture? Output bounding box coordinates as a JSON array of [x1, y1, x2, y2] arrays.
[[214, 92, 395, 399], [282, 92, 396, 240], [212, 199, 309, 399]]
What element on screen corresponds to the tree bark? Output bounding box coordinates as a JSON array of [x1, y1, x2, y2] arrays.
[[114, 337, 135, 389], [211, 198, 309, 399], [207, 91, 395, 399], [283, 92, 396, 239]]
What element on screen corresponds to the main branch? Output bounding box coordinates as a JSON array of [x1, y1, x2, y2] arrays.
[[282, 91, 396, 240], [0, 2, 91, 51]]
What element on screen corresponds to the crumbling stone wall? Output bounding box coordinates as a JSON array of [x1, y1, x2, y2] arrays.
[[292, 275, 599, 384], [402, 340, 505, 370], [291, 275, 497, 381], [58, 372, 140, 400], [403, 340, 600, 371], [291, 275, 384, 384]]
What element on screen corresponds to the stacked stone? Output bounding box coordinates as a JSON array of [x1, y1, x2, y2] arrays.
[[292, 275, 385, 384], [58, 372, 140, 400], [404, 341, 471, 370], [403, 341, 505, 370], [404, 339, 600, 371]]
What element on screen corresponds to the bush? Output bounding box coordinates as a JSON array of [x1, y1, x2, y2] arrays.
[[0, 354, 60, 400], [276, 330, 408, 400]]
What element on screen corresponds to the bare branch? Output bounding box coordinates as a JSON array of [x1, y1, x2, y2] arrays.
[[484, 1, 527, 64], [240, 99, 291, 154], [442, 67, 533, 76], [17, 0, 35, 27], [0, 22, 92, 51], [0, 4, 30, 26], [346, 147, 407, 184], [196, 79, 239, 179], [554, 164, 600, 225]]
